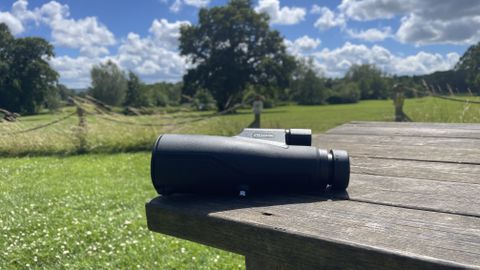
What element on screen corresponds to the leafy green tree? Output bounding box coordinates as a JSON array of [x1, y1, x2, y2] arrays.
[[124, 71, 149, 107], [192, 89, 217, 111], [89, 60, 127, 106], [345, 64, 389, 99], [327, 82, 361, 104], [455, 42, 480, 93], [179, 0, 296, 111], [291, 58, 327, 105], [0, 23, 58, 114], [56, 84, 75, 101], [144, 82, 182, 106]]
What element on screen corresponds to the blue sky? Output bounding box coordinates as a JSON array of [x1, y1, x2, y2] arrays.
[[1, 0, 478, 88]]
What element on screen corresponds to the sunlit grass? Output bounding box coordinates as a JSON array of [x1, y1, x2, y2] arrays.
[[0, 153, 244, 269], [1, 96, 480, 157]]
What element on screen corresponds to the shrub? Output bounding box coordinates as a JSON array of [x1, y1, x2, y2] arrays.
[[192, 89, 217, 111], [327, 82, 361, 104]]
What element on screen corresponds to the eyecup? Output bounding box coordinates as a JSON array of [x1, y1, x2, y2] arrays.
[[330, 149, 350, 191]]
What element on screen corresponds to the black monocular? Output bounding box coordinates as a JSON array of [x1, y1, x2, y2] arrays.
[[150, 128, 350, 196]]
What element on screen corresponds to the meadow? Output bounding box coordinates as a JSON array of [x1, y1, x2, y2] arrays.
[[2, 96, 480, 157], [1, 96, 480, 269]]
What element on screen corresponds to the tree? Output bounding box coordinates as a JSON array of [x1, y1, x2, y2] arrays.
[[345, 64, 389, 99], [327, 82, 361, 104], [179, 0, 296, 111], [124, 71, 149, 107], [0, 23, 58, 114], [291, 58, 327, 105], [57, 84, 75, 101], [89, 60, 127, 106], [455, 42, 480, 93]]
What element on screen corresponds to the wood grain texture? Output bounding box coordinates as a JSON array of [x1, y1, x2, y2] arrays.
[[326, 121, 480, 139], [314, 134, 480, 164], [350, 157, 480, 184], [146, 195, 480, 269], [347, 173, 480, 217], [146, 121, 480, 269]]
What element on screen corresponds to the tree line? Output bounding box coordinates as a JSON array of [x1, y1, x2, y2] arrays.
[[1, 0, 480, 114]]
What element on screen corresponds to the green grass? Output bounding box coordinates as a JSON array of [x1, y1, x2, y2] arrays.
[[0, 153, 244, 269], [2, 96, 480, 157]]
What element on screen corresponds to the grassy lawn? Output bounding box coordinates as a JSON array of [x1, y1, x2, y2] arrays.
[[2, 96, 480, 269], [0, 153, 244, 269], [2, 96, 480, 156]]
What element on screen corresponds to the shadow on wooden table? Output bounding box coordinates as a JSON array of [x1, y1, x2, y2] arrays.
[[148, 188, 349, 215]]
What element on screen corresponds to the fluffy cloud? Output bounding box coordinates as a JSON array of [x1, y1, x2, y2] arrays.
[[149, 19, 190, 49], [396, 14, 480, 45], [285, 35, 321, 55], [0, 11, 24, 34], [346, 27, 392, 42], [339, 0, 480, 45], [313, 6, 345, 31], [169, 0, 210, 13], [116, 32, 187, 81], [49, 18, 189, 88], [0, 1, 115, 56], [37, 2, 115, 57], [0, 0, 36, 34], [311, 42, 459, 77], [50, 56, 103, 89], [255, 0, 306, 25]]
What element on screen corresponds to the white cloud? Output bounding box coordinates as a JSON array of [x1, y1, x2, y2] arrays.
[[310, 4, 323, 15], [313, 6, 345, 31], [0, 1, 116, 56], [11, 0, 36, 23], [50, 17, 190, 87], [36, 1, 115, 57], [169, 0, 210, 13], [116, 31, 187, 81], [149, 19, 190, 49], [255, 0, 306, 25], [0, 0, 37, 34], [396, 14, 480, 45], [0, 11, 24, 34], [294, 35, 321, 51], [49, 55, 105, 89], [285, 35, 321, 56], [339, 0, 408, 21], [311, 42, 459, 77], [346, 27, 392, 42], [339, 0, 480, 45]]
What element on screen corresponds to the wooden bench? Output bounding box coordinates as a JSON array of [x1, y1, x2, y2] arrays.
[[146, 121, 480, 269]]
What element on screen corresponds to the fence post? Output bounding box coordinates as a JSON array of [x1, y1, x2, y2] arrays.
[[72, 98, 88, 153], [250, 96, 263, 128], [393, 84, 410, 122]]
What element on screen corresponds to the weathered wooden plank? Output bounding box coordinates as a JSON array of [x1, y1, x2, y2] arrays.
[[348, 121, 480, 130], [326, 122, 480, 139], [350, 157, 480, 184], [346, 173, 480, 217], [313, 134, 480, 163], [314, 133, 480, 149], [146, 195, 480, 270]]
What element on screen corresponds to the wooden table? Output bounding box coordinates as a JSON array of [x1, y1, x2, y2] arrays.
[[146, 121, 480, 269]]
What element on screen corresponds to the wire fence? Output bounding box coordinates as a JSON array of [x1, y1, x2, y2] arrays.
[[0, 95, 248, 137], [0, 90, 478, 137]]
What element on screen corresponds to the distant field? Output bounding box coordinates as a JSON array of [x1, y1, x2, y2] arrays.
[[1, 96, 480, 156], [0, 153, 244, 269]]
